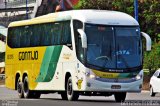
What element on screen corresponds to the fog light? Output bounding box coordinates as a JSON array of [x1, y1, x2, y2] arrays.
[[135, 70, 143, 80]]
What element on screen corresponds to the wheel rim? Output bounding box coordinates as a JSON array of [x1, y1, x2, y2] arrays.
[[67, 79, 72, 96], [24, 80, 29, 93], [17, 80, 22, 93]]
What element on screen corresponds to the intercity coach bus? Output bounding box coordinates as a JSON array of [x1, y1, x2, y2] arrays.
[[5, 10, 151, 102]]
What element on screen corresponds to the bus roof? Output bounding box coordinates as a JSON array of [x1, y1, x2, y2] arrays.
[[8, 9, 139, 27]]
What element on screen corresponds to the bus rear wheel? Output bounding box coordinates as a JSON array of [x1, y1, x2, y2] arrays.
[[114, 92, 126, 102], [17, 77, 24, 98], [66, 77, 79, 101], [23, 76, 41, 99]]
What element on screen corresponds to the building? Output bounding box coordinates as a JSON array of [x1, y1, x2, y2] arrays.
[[0, 0, 36, 8], [0, 0, 36, 26]]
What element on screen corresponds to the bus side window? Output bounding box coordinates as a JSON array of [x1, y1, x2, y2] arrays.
[[55, 23, 62, 45], [19, 26, 30, 47], [7, 28, 14, 48], [50, 26, 55, 45], [42, 24, 51, 46], [62, 21, 72, 49], [30, 25, 39, 46], [73, 20, 84, 62], [13, 28, 20, 48]]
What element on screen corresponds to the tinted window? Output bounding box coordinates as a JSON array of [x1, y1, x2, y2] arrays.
[[7, 21, 72, 48], [154, 71, 159, 77], [73, 20, 84, 62]]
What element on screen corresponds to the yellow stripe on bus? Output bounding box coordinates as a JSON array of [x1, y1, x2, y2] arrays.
[[92, 70, 119, 79]]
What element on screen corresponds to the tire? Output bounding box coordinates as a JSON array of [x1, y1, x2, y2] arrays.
[[66, 77, 79, 101], [114, 92, 126, 102], [17, 77, 24, 98], [23, 76, 41, 99], [150, 86, 156, 97]]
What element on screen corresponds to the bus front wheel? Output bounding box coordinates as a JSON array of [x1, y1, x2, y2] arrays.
[[114, 92, 126, 102], [66, 77, 79, 101]]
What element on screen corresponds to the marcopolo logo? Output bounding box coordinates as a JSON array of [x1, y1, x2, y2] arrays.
[[19, 51, 38, 61]]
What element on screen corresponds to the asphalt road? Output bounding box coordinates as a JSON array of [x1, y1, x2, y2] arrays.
[[0, 86, 160, 106]]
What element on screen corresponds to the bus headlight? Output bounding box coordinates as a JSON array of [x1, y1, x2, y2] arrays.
[[136, 75, 141, 80], [85, 72, 96, 79], [89, 74, 96, 79], [135, 71, 143, 80]]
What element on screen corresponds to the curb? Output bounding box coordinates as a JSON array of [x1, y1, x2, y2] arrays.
[[142, 90, 149, 93]]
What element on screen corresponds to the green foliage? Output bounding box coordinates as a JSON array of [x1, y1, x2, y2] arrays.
[[139, 0, 160, 42], [143, 69, 150, 76], [143, 43, 160, 74]]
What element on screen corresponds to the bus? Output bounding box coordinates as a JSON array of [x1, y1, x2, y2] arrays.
[[5, 10, 151, 102]]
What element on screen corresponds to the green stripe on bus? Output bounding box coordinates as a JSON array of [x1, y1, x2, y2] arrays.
[[118, 71, 139, 79], [36, 46, 63, 82]]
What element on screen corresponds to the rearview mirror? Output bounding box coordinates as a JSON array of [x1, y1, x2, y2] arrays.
[[141, 32, 151, 51], [77, 29, 87, 48]]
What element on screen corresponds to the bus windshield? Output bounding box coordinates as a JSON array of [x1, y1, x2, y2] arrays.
[[85, 24, 142, 70]]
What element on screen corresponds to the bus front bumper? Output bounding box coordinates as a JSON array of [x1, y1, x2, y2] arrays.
[[81, 78, 143, 92]]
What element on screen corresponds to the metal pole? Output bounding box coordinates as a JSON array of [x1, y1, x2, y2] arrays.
[[26, 0, 28, 19], [4, 0, 7, 16], [134, 0, 138, 21], [61, 0, 66, 10]]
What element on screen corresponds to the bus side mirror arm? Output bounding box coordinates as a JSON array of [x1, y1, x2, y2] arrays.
[[141, 32, 152, 51], [77, 29, 87, 48]]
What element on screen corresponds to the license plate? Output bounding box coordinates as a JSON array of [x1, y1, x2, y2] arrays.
[[111, 85, 121, 89]]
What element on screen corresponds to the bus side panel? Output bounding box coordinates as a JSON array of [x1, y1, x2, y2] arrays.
[[61, 46, 78, 90], [5, 45, 46, 90], [34, 46, 76, 91], [34, 46, 64, 90], [21, 47, 46, 90], [29, 63, 41, 90], [5, 64, 15, 89], [5, 45, 16, 89]]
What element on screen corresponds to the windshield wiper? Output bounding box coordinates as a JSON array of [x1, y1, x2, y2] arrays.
[[87, 63, 109, 71]]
